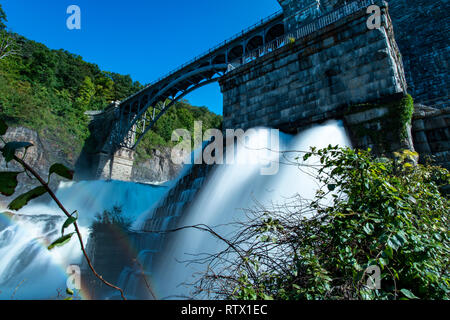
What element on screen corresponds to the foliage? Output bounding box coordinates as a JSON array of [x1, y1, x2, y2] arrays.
[[0, 118, 77, 236], [346, 94, 414, 153], [135, 100, 222, 162], [392, 94, 414, 138], [0, 4, 7, 31], [0, 19, 143, 159], [193, 146, 449, 300], [0, 6, 222, 162], [0, 31, 17, 60], [0, 32, 222, 161]]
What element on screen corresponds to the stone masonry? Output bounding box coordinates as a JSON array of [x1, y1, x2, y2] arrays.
[[220, 1, 408, 152], [412, 106, 450, 169], [278, 0, 449, 110], [388, 0, 449, 109], [278, 0, 350, 32], [77, 102, 136, 182], [80, 0, 448, 181]]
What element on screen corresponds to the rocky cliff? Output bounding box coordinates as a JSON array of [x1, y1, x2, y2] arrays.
[[0, 126, 182, 207], [0, 127, 61, 207], [132, 147, 188, 184]]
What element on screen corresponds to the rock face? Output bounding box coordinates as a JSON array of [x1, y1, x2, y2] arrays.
[[0, 127, 49, 171], [0, 126, 183, 208], [131, 147, 188, 184], [0, 127, 60, 207]]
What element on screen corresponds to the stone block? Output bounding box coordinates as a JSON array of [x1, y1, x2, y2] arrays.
[[345, 107, 390, 125]]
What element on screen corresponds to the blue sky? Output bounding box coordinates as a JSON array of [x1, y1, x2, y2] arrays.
[[1, 0, 281, 115]]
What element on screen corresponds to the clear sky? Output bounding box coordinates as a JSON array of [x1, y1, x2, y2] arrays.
[[1, 0, 281, 115]]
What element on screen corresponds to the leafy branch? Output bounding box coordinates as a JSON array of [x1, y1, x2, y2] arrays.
[[0, 119, 126, 300], [162, 146, 449, 300]]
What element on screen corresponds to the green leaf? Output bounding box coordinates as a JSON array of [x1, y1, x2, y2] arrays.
[[395, 231, 408, 245], [0, 119, 7, 136], [363, 223, 374, 235], [383, 246, 393, 259], [262, 293, 274, 300], [379, 257, 389, 268], [400, 288, 418, 299], [61, 211, 78, 235], [8, 186, 47, 211], [1, 142, 33, 163], [327, 184, 336, 191], [387, 236, 402, 251], [0, 172, 20, 196], [48, 233, 75, 250], [66, 288, 74, 296], [49, 163, 74, 181]]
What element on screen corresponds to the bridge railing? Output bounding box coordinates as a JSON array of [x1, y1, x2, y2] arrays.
[[229, 0, 376, 69]]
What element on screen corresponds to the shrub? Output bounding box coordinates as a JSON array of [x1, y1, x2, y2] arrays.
[[194, 147, 450, 300]]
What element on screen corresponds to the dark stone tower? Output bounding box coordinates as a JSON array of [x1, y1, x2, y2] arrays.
[[388, 0, 449, 109], [277, 0, 450, 109]]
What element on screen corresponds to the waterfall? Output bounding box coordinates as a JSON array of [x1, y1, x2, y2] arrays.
[[123, 120, 351, 300], [0, 180, 170, 299], [0, 120, 351, 300]]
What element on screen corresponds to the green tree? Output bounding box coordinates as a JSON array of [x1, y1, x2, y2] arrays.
[[0, 4, 16, 62], [0, 4, 7, 30], [0, 24, 221, 163], [75, 76, 96, 111]]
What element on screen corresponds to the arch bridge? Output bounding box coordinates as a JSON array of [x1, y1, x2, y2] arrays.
[[83, 0, 383, 181], [107, 11, 286, 151]]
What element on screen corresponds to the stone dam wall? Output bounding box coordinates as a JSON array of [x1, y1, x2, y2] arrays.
[[79, 1, 449, 298], [388, 0, 449, 109], [220, 3, 406, 134], [412, 106, 450, 170], [82, 160, 215, 299]]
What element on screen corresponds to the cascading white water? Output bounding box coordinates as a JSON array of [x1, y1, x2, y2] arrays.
[[0, 180, 170, 299], [147, 120, 351, 299], [0, 120, 351, 300]]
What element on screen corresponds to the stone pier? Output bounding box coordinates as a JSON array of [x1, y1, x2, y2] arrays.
[[95, 148, 135, 181], [76, 102, 136, 181]]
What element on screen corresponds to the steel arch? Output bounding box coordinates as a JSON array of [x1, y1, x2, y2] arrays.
[[115, 64, 227, 149]]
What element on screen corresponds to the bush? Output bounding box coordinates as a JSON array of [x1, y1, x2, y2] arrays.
[[194, 147, 450, 300]]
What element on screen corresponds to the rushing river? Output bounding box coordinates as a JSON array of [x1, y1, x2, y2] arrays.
[[0, 180, 169, 299], [0, 121, 350, 300]]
